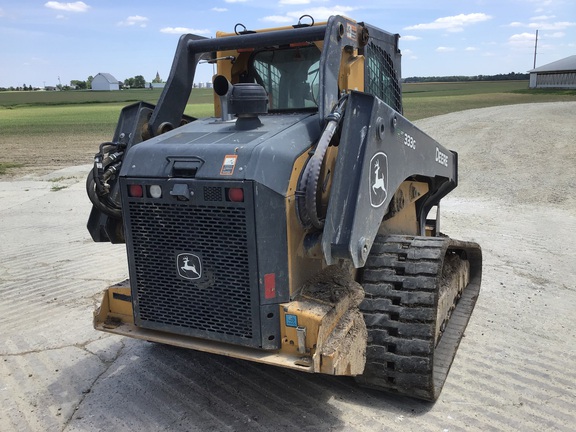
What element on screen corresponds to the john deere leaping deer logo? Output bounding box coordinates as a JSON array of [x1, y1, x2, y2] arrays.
[[369, 152, 388, 208], [177, 253, 202, 280]]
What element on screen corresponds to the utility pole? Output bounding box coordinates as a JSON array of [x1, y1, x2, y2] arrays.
[[533, 30, 539, 69]]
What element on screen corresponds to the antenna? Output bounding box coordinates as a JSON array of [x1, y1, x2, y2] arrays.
[[533, 30, 539, 69]]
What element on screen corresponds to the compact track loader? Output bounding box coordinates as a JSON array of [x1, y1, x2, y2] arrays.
[[87, 15, 482, 401]]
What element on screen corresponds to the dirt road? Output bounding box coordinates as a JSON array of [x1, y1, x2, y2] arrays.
[[1, 102, 575, 431]]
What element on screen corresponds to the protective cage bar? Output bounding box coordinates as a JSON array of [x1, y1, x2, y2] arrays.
[[149, 16, 361, 137]]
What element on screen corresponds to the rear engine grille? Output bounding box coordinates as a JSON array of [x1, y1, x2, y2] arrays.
[[203, 186, 223, 202], [127, 200, 256, 343]]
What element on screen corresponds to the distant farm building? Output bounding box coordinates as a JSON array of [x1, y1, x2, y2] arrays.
[[92, 73, 120, 91], [529, 55, 576, 89], [146, 82, 166, 89]]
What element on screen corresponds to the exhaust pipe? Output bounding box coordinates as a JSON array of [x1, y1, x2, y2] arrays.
[[213, 75, 235, 122]]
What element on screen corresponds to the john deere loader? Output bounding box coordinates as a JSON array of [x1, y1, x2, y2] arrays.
[[87, 15, 482, 401]]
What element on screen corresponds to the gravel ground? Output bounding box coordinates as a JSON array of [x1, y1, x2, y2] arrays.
[[1, 102, 575, 431]]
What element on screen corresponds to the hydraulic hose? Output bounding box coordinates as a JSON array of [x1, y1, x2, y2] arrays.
[[86, 141, 124, 219], [86, 168, 122, 218], [298, 94, 348, 229]]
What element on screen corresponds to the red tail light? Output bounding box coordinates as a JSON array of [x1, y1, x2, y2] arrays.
[[128, 184, 144, 198], [264, 273, 276, 299], [227, 187, 244, 202]]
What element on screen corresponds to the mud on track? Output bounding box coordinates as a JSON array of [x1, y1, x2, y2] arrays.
[[1, 102, 575, 431]]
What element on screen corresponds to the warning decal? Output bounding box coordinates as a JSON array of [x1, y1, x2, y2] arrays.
[[346, 23, 357, 41], [220, 154, 238, 175]]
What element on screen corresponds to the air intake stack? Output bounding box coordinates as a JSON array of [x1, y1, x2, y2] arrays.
[[213, 75, 268, 130]]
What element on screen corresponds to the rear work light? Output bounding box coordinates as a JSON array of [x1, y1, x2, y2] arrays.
[[227, 187, 244, 202], [149, 184, 162, 198], [128, 184, 144, 198]]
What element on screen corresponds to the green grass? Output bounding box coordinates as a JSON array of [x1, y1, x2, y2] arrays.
[[401, 80, 576, 120], [402, 80, 530, 95], [0, 162, 24, 175], [50, 185, 68, 192], [510, 87, 576, 96], [0, 88, 215, 137], [1, 82, 575, 137], [0, 101, 215, 137], [2, 81, 575, 178], [49, 176, 75, 182], [0, 88, 214, 108], [0, 104, 122, 136]]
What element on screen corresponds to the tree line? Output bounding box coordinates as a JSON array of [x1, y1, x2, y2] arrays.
[[1, 72, 530, 92], [0, 74, 161, 92], [403, 72, 529, 83]]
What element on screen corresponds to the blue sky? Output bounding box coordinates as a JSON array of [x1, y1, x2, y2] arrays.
[[0, 0, 574, 88]]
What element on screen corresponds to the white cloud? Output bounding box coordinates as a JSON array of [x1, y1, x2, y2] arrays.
[[212, 7, 228, 12], [530, 21, 575, 30], [44, 1, 90, 13], [530, 15, 555, 21], [509, 33, 535, 41], [224, 0, 247, 3], [405, 13, 492, 33], [508, 32, 536, 48], [507, 20, 576, 31], [298, 6, 357, 20], [543, 31, 565, 38], [401, 35, 421, 41], [262, 6, 357, 23], [465, 46, 478, 51], [436, 46, 455, 52], [261, 15, 294, 23], [0, 8, 5, 17], [160, 27, 211, 35], [402, 48, 418, 60], [117, 15, 149, 28]]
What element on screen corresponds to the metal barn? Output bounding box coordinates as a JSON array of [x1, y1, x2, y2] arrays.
[[92, 73, 120, 91], [529, 55, 576, 89]]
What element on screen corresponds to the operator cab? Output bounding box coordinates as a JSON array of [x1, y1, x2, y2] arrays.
[[250, 45, 321, 111]]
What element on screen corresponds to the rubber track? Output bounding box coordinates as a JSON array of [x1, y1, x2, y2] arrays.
[[356, 234, 482, 401]]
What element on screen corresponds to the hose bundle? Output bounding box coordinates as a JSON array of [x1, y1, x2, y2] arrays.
[[86, 141, 125, 218]]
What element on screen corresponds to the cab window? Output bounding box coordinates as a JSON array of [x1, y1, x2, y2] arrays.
[[251, 45, 321, 111]]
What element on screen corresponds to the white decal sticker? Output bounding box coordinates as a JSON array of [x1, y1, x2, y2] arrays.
[[369, 152, 388, 208]]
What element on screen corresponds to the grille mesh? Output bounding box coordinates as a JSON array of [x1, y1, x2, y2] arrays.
[[203, 186, 223, 202], [128, 201, 254, 340], [365, 42, 402, 113]]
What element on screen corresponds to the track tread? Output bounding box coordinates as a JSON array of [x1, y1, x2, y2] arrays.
[[356, 234, 482, 401]]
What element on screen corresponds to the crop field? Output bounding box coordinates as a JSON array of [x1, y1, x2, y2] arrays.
[[0, 88, 215, 136], [402, 80, 576, 119], [0, 81, 575, 176]]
